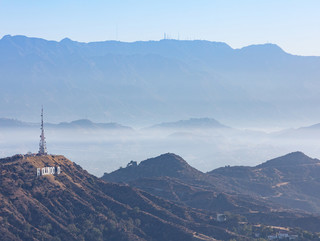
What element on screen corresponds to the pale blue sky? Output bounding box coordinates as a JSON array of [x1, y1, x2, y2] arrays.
[[0, 0, 319, 55]]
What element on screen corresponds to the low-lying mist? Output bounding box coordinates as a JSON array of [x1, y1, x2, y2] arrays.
[[1, 126, 320, 177]]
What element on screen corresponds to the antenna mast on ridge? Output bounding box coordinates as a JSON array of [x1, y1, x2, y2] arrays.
[[38, 107, 47, 155]]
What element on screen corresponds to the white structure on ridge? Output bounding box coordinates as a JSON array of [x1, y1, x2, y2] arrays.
[[38, 107, 47, 155]]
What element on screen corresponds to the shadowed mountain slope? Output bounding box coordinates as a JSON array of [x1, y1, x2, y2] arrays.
[[0, 154, 244, 241], [257, 151, 320, 168], [209, 152, 320, 213], [102, 153, 204, 183], [102, 153, 320, 233]]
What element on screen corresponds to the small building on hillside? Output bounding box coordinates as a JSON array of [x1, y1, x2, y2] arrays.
[[216, 214, 227, 222], [267, 231, 298, 240]]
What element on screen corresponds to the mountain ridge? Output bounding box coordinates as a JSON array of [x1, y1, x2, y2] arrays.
[[256, 151, 320, 168], [149, 118, 229, 130], [2, 152, 320, 240], [0, 153, 238, 241], [2, 35, 320, 126], [209, 151, 320, 213], [102, 153, 204, 183], [0, 118, 131, 130], [104, 152, 320, 216], [0, 35, 292, 56]]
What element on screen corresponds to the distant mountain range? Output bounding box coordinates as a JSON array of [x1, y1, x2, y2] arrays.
[[0, 118, 36, 128], [149, 118, 229, 130], [1, 35, 320, 126], [0, 118, 131, 130], [49, 119, 131, 130], [271, 122, 320, 139], [5, 116, 320, 135], [0, 117, 227, 130]]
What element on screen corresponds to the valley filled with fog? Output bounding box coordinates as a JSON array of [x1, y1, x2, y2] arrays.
[[1, 122, 320, 177], [1, 36, 320, 176]]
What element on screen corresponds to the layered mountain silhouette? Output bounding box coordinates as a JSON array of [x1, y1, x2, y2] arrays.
[[210, 152, 320, 213], [149, 118, 229, 130], [49, 119, 131, 130], [2, 152, 320, 240], [103, 152, 320, 233], [0, 118, 37, 128], [273, 122, 320, 139], [0, 118, 130, 130], [2, 35, 320, 126], [0, 154, 245, 241]]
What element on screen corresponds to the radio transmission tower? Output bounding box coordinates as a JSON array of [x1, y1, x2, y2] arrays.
[[38, 107, 47, 155]]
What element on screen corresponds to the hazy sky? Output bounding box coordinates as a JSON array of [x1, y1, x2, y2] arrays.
[[0, 0, 319, 56]]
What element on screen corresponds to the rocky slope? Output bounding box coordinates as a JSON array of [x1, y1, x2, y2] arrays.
[[0, 154, 243, 241], [102, 153, 205, 183], [102, 152, 320, 233], [209, 152, 320, 213]]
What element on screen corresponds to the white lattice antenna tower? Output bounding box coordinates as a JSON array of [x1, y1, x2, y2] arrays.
[[38, 107, 47, 155]]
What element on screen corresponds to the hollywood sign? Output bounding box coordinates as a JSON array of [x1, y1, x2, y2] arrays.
[[37, 166, 61, 176]]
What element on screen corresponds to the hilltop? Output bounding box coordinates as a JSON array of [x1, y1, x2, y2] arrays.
[[257, 151, 320, 168], [102, 153, 204, 183]]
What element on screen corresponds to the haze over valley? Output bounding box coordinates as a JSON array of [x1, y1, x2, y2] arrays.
[[2, 1, 320, 240], [1, 35, 320, 176], [2, 117, 320, 177]]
